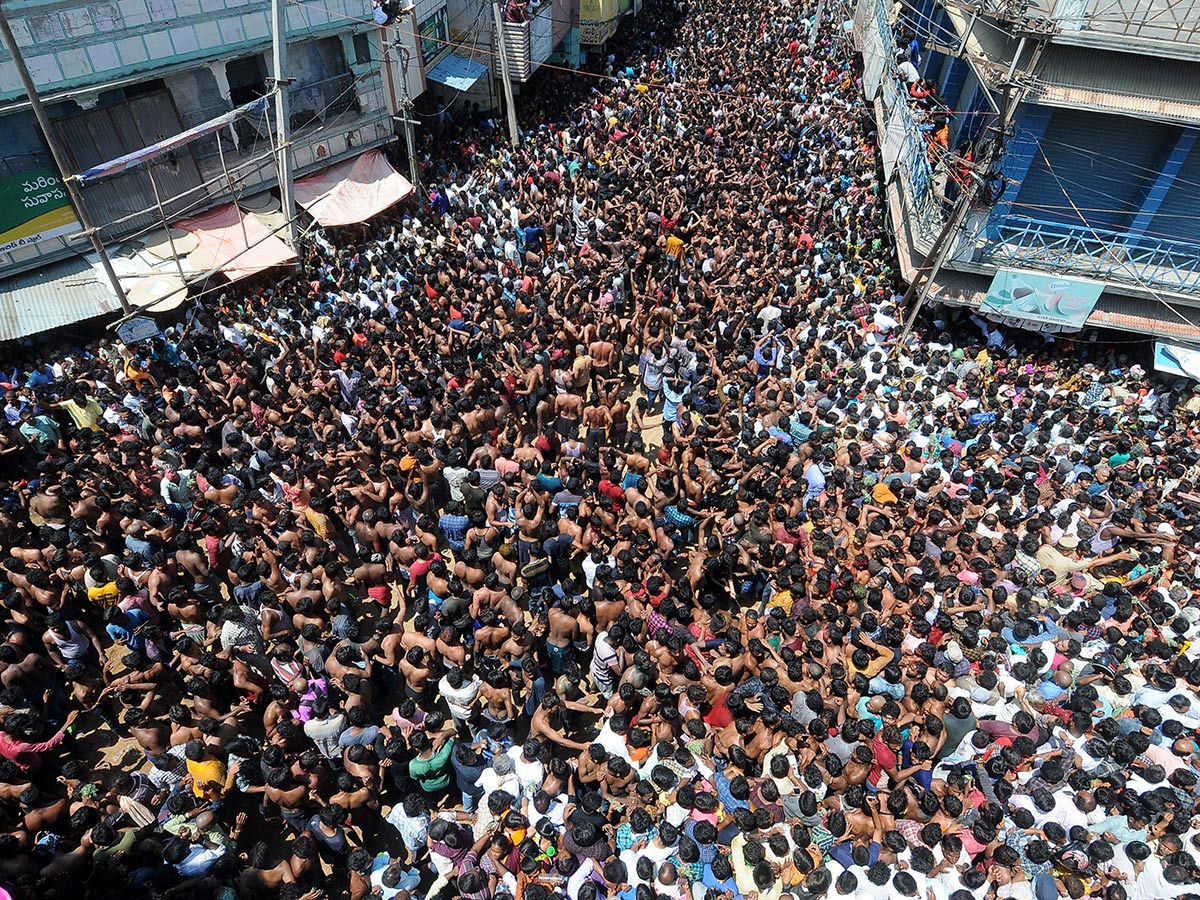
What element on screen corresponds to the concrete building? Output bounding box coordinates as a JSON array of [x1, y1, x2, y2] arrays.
[[857, 0, 1200, 344], [383, 0, 581, 120], [0, 0, 402, 335]]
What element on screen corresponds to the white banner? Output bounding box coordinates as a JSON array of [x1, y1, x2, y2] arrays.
[[1155, 342, 1200, 380], [881, 103, 906, 181], [862, 26, 888, 101]]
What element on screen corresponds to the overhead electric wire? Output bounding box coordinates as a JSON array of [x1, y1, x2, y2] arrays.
[[1031, 142, 1200, 331]]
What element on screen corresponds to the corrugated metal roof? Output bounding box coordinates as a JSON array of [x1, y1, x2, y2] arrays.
[[0, 254, 121, 343], [1038, 0, 1200, 62], [1030, 45, 1200, 125], [943, 5, 1200, 125], [928, 268, 1200, 340]]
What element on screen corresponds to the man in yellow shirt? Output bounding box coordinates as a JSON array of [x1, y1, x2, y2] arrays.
[[846, 630, 892, 680], [52, 391, 104, 432], [184, 740, 227, 800]]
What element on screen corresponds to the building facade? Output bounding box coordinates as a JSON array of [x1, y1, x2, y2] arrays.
[[383, 0, 582, 121], [859, 0, 1200, 340], [0, 0, 392, 278]]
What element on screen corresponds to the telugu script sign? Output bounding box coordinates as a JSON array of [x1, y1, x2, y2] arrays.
[[0, 168, 80, 256]]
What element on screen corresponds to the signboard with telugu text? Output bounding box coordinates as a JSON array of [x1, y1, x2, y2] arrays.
[[0, 167, 80, 256]]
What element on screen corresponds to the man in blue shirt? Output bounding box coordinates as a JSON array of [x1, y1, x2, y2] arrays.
[[105, 606, 149, 652], [439, 501, 470, 553], [663, 497, 699, 545]]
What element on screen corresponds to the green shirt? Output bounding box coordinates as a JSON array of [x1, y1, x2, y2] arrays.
[[408, 738, 455, 792], [19, 415, 59, 451]]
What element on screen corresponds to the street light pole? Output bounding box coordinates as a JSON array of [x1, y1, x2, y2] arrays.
[[0, 6, 133, 313]]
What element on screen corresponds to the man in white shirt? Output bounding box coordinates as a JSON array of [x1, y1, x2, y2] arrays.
[[506, 740, 546, 796], [438, 667, 481, 733]]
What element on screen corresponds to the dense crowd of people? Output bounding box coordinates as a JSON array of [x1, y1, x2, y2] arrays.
[[2, 0, 1200, 898]]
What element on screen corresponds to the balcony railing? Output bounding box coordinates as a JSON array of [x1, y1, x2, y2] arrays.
[[864, 0, 946, 243], [982, 214, 1200, 295]]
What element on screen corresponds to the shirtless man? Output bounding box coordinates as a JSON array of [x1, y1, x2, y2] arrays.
[[546, 597, 581, 677], [478, 670, 516, 743], [28, 480, 70, 529], [239, 842, 296, 899], [553, 391, 583, 441], [125, 707, 171, 758], [398, 646, 433, 706], [530, 692, 593, 753], [589, 330, 617, 389], [582, 400, 610, 453]]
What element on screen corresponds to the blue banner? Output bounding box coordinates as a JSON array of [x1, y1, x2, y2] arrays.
[[77, 97, 269, 184]]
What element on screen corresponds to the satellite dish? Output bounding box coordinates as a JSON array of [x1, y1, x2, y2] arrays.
[[142, 228, 199, 260], [239, 192, 282, 214], [128, 274, 188, 312]]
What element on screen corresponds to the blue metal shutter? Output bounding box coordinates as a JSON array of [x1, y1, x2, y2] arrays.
[[1147, 143, 1200, 244], [1013, 109, 1170, 233], [921, 9, 962, 86], [956, 85, 990, 149], [938, 56, 968, 111]]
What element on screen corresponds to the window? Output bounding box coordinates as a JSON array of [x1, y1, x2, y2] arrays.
[[418, 8, 449, 64], [226, 55, 269, 106], [353, 32, 373, 66]]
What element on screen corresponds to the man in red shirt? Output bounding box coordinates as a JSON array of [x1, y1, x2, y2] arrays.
[[867, 724, 920, 792]]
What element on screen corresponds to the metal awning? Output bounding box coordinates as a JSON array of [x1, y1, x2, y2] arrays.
[[425, 54, 489, 91], [0, 254, 121, 342], [1027, 45, 1200, 126]]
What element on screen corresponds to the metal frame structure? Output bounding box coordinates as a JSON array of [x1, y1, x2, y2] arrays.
[[982, 213, 1200, 294], [1036, 0, 1200, 44]]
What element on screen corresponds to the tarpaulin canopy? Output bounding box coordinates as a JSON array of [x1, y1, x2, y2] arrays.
[[173, 202, 296, 281], [293, 150, 414, 228], [426, 54, 489, 91], [77, 97, 269, 184]]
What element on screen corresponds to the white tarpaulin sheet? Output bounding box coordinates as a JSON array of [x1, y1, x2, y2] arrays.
[[293, 150, 414, 228], [881, 103, 906, 181], [531, 6, 554, 66], [174, 203, 297, 281], [862, 26, 888, 101]]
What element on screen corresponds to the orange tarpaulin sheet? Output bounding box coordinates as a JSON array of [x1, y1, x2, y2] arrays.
[[293, 149, 414, 227], [174, 203, 296, 281]]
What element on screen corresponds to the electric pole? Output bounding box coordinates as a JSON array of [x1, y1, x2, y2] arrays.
[[893, 13, 1052, 352], [491, 0, 520, 146], [271, 0, 298, 248], [396, 35, 422, 187], [0, 7, 133, 313]]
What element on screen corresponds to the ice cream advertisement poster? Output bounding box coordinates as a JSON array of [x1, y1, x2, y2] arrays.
[[979, 268, 1105, 330]]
